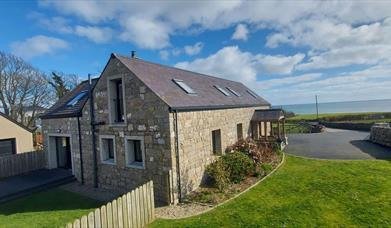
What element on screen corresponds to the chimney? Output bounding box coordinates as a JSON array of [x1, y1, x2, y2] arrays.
[[131, 51, 136, 58]]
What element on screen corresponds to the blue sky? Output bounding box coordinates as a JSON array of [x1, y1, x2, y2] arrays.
[[1, 1, 391, 105]]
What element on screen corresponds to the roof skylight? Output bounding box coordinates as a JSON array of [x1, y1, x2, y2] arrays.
[[67, 90, 88, 106], [214, 85, 230, 96], [247, 90, 258, 99], [172, 79, 196, 94], [226, 87, 241, 97]]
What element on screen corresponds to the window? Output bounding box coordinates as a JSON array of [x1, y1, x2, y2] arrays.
[[67, 90, 88, 106], [214, 85, 230, 96], [125, 136, 145, 169], [0, 138, 16, 156], [212, 129, 222, 155], [247, 90, 258, 98], [237, 123, 243, 140], [108, 77, 125, 124], [172, 79, 196, 94], [99, 136, 116, 164], [226, 87, 241, 97]]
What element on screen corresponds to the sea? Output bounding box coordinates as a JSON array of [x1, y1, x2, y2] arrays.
[[273, 99, 391, 115]]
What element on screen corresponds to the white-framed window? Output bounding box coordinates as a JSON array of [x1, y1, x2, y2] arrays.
[[107, 75, 126, 125], [99, 135, 116, 165], [124, 136, 145, 169]]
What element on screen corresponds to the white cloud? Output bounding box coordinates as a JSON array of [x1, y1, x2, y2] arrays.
[[256, 73, 322, 90], [74, 25, 113, 43], [39, 1, 391, 49], [184, 42, 204, 55], [232, 24, 249, 41], [297, 45, 391, 70], [10, 35, 68, 59], [120, 17, 171, 49], [175, 46, 305, 83]]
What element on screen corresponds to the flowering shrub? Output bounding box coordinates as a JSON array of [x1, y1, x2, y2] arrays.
[[226, 138, 277, 164]]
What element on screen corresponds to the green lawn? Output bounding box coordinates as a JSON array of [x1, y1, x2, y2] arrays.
[[152, 155, 391, 227], [0, 188, 102, 228]]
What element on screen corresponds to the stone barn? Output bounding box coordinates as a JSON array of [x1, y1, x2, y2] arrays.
[[41, 53, 277, 204]]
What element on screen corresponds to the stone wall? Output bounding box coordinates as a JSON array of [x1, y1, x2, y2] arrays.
[[41, 117, 83, 181], [370, 125, 391, 147], [80, 57, 173, 204], [171, 106, 268, 199], [321, 122, 373, 131]]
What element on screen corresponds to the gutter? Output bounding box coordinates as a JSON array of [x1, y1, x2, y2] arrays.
[[170, 103, 270, 112], [88, 74, 98, 188], [173, 110, 182, 203], [77, 116, 84, 184]]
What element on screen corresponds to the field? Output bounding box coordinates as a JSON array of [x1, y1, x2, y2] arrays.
[[287, 112, 391, 123]]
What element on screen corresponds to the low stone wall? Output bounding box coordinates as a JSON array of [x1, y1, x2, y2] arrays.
[[321, 122, 373, 132], [370, 125, 391, 147]]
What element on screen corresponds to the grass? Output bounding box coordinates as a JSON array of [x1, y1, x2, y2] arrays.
[[0, 188, 102, 228], [288, 112, 391, 123], [152, 155, 391, 227]]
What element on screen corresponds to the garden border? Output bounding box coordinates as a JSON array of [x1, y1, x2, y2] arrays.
[[159, 152, 286, 219]]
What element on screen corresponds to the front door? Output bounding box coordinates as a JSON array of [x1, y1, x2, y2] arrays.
[[55, 137, 72, 169]]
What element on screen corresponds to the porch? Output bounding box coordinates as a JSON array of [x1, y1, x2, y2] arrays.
[[251, 109, 288, 149]]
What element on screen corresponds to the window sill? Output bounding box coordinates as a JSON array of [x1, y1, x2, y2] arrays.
[[101, 160, 116, 165], [126, 162, 145, 169], [109, 123, 127, 128]]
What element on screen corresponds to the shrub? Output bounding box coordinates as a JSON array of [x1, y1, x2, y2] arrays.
[[206, 159, 230, 191], [222, 151, 254, 183], [228, 138, 279, 164]]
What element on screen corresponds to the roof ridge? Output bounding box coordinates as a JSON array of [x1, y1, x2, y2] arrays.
[[114, 53, 244, 85]]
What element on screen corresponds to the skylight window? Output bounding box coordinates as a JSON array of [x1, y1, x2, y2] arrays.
[[247, 90, 259, 99], [67, 90, 88, 106], [172, 79, 196, 94], [226, 87, 241, 97], [214, 85, 230, 96]]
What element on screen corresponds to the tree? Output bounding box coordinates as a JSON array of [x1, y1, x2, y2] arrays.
[[0, 51, 53, 127], [49, 71, 79, 100]]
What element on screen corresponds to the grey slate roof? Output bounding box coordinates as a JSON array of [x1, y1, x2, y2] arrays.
[[252, 109, 285, 121], [115, 54, 270, 110], [40, 79, 97, 119], [42, 53, 270, 119]]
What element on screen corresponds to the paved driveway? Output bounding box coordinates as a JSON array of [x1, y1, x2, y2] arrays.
[[285, 129, 391, 160]]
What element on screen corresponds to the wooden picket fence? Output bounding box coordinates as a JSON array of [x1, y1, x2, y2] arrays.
[[0, 150, 46, 178], [66, 181, 155, 228]]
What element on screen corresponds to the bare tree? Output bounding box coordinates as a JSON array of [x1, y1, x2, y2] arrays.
[[0, 51, 54, 127]]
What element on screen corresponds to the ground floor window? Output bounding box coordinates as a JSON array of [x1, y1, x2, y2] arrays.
[[212, 129, 222, 155], [0, 138, 16, 156], [237, 123, 243, 140], [99, 135, 116, 164], [125, 136, 145, 169]]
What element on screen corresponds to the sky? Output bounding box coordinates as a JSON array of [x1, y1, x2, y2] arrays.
[[1, 0, 391, 105]]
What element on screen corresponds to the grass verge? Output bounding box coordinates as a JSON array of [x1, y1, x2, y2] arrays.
[[151, 155, 391, 227]]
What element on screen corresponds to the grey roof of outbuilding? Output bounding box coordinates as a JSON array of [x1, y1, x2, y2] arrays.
[[40, 79, 98, 119], [115, 54, 270, 110], [252, 109, 285, 121]]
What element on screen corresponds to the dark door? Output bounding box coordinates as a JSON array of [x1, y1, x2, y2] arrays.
[[56, 137, 72, 169], [0, 138, 16, 156]]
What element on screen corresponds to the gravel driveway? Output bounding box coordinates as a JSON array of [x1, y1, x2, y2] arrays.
[[285, 129, 391, 160]]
